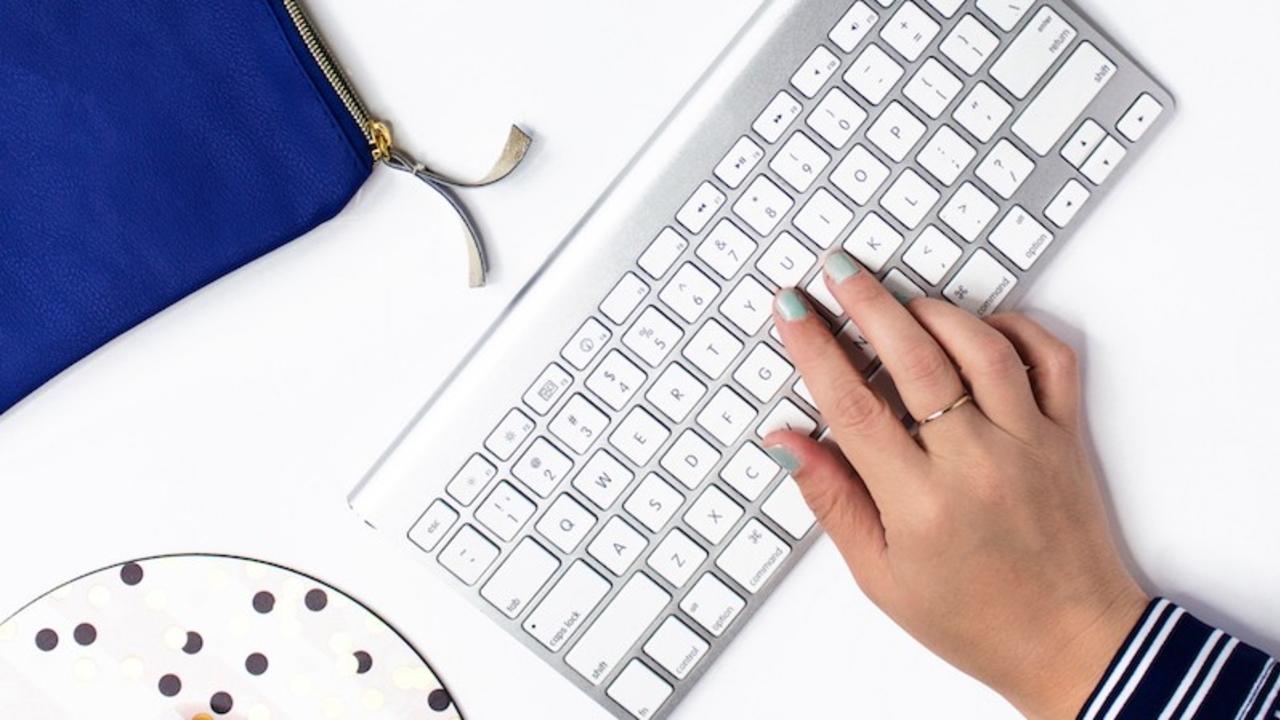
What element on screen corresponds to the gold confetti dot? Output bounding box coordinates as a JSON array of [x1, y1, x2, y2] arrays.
[[336, 653, 359, 676], [164, 626, 186, 650], [392, 665, 416, 689], [0, 622, 16, 642], [361, 688, 385, 712], [120, 656, 145, 681], [322, 695, 344, 719], [88, 585, 111, 607], [192, 714, 214, 720], [73, 657, 97, 682]]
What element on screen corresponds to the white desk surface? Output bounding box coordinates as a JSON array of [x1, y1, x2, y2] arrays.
[[3, 1, 1278, 717]]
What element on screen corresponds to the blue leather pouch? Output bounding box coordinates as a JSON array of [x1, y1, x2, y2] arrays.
[[0, 0, 529, 414]]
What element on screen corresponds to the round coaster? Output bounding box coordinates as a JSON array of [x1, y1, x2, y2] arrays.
[[0, 555, 462, 720]]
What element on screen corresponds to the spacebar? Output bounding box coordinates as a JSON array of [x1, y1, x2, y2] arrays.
[[1012, 42, 1117, 156]]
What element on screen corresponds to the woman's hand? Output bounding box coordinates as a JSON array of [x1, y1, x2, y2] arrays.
[[765, 251, 1148, 720]]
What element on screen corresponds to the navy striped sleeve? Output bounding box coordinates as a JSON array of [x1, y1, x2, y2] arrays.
[[1078, 598, 1280, 720]]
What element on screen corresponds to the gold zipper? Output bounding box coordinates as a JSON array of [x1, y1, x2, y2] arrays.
[[281, 0, 531, 287]]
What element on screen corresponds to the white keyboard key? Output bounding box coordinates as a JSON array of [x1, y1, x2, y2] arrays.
[[716, 519, 791, 593], [944, 249, 1018, 316], [883, 268, 927, 303], [625, 473, 684, 532], [600, 272, 649, 324], [513, 437, 574, 498], [607, 660, 673, 719], [794, 189, 854, 248], [484, 408, 536, 461], [835, 319, 878, 371], [522, 363, 574, 416], [763, 476, 816, 540], [733, 175, 794, 235], [903, 58, 963, 120], [991, 206, 1054, 270], [713, 136, 766, 190], [638, 227, 689, 280], [756, 231, 817, 287], [438, 524, 500, 585], [676, 182, 726, 234], [682, 319, 743, 379], [791, 45, 841, 98], [481, 537, 559, 618], [940, 182, 1000, 242], [831, 144, 891, 205], [954, 82, 1013, 143], [845, 44, 904, 105], [550, 394, 610, 454], [661, 430, 721, 490], [903, 225, 964, 285], [646, 363, 706, 423], [976, 0, 1032, 31], [697, 387, 756, 446], [587, 350, 647, 411], [829, 1, 879, 53], [685, 485, 744, 545], [753, 91, 803, 144], [976, 139, 1035, 199], [918, 125, 977, 187], [734, 343, 794, 403], [610, 407, 670, 465], [843, 212, 905, 272], [990, 7, 1077, 99], [660, 263, 720, 323], [573, 449, 636, 510], [524, 560, 611, 651], [772, 132, 832, 193], [924, 0, 965, 18], [1082, 135, 1127, 184], [757, 398, 818, 439], [562, 318, 612, 371], [880, 2, 940, 62], [808, 88, 867, 149], [648, 528, 708, 588], [536, 493, 597, 552], [680, 573, 745, 637], [475, 481, 536, 541], [880, 168, 941, 229], [1013, 42, 1116, 156], [588, 517, 649, 576], [721, 275, 774, 335], [1118, 93, 1164, 142], [623, 306, 684, 368], [791, 377, 814, 406], [697, 219, 757, 279], [409, 499, 459, 553], [804, 271, 843, 317], [1045, 179, 1091, 228], [720, 442, 780, 501], [941, 14, 1000, 75], [867, 101, 927, 162], [1062, 119, 1107, 168], [644, 617, 709, 680], [445, 454, 497, 506]]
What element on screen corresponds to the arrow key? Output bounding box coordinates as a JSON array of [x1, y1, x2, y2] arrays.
[[1046, 179, 1092, 228], [1082, 135, 1127, 185]]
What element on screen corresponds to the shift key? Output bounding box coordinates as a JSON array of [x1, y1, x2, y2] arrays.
[[1012, 42, 1116, 156]]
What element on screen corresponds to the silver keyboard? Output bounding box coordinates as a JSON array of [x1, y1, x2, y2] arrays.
[[350, 1, 1173, 717]]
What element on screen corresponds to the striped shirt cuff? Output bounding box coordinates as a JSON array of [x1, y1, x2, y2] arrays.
[[1078, 598, 1280, 720]]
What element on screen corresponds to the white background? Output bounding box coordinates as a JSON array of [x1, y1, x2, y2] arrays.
[[2, 1, 1278, 717]]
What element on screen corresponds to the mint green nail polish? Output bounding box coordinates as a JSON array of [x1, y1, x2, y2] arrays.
[[767, 446, 802, 473], [824, 252, 862, 284], [776, 289, 810, 322]]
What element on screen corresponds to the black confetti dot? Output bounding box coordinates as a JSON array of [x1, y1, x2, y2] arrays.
[[34, 628, 58, 652], [73, 623, 97, 646], [251, 591, 275, 614], [353, 650, 373, 674], [245, 652, 268, 676], [182, 631, 203, 655], [120, 562, 144, 586], [428, 688, 452, 712], [158, 674, 182, 697], [210, 691, 233, 714], [304, 588, 328, 611]]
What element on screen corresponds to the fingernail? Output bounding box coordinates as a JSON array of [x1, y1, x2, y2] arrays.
[[766, 446, 803, 473], [775, 288, 810, 322], [824, 251, 862, 284]]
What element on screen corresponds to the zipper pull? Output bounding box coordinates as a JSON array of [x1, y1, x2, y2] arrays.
[[368, 120, 531, 288]]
